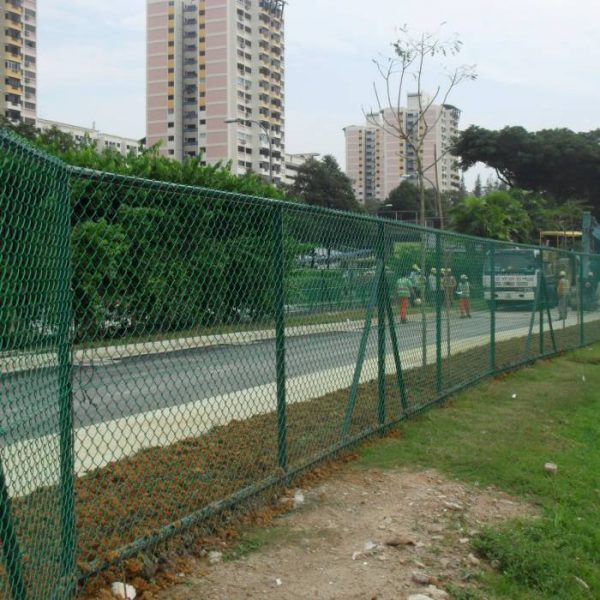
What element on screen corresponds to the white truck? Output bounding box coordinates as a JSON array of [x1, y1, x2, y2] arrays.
[[483, 248, 561, 309]]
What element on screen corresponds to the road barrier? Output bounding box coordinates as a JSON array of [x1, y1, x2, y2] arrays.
[[2, 130, 600, 599]]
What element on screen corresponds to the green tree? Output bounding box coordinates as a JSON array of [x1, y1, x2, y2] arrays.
[[378, 180, 436, 217], [473, 174, 482, 197], [0, 117, 285, 200], [450, 191, 533, 242], [454, 125, 600, 209], [290, 155, 362, 212], [458, 174, 468, 199]]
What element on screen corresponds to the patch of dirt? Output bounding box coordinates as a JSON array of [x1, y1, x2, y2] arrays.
[[158, 467, 538, 600]]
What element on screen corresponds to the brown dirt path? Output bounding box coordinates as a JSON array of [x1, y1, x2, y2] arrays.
[[158, 467, 537, 600]]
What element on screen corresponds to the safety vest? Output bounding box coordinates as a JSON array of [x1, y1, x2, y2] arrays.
[[557, 278, 569, 297], [396, 277, 412, 298], [458, 282, 470, 298]]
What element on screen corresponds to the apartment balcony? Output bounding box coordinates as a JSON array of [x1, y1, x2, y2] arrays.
[[6, 2, 23, 17], [6, 83, 23, 95], [6, 98, 22, 112], [5, 44, 23, 60], [6, 66, 23, 79]]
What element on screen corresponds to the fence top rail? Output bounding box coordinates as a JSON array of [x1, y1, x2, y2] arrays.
[[0, 128, 595, 261], [0, 127, 67, 169]]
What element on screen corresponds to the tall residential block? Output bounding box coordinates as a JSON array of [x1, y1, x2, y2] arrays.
[[344, 94, 460, 204], [147, 0, 285, 182], [1, 0, 37, 125]]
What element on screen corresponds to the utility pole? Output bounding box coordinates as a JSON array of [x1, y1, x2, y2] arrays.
[[225, 118, 275, 184]]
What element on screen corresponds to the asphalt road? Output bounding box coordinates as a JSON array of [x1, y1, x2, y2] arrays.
[[1, 308, 558, 444]]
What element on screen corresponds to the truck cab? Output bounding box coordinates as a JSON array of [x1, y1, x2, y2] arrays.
[[483, 248, 557, 309]]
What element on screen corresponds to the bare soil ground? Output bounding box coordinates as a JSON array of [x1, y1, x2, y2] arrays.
[[159, 467, 537, 600]]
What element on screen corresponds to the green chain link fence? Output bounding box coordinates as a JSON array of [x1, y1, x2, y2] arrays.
[[2, 130, 600, 598]]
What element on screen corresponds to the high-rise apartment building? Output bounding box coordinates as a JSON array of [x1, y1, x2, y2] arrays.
[[1, 0, 37, 125], [344, 94, 460, 204], [147, 0, 285, 182]]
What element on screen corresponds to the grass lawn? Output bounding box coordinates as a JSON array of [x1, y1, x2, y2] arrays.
[[358, 344, 600, 599]]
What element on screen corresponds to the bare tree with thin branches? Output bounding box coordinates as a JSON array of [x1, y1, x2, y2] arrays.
[[368, 25, 476, 227]]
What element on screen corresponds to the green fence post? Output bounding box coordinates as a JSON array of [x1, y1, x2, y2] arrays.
[[580, 256, 585, 346], [435, 233, 443, 394], [383, 278, 409, 413], [539, 253, 545, 356], [377, 223, 386, 432], [0, 459, 27, 600], [57, 175, 76, 598], [542, 276, 558, 353], [490, 244, 496, 373], [524, 277, 542, 360], [342, 262, 383, 439], [273, 206, 288, 472]]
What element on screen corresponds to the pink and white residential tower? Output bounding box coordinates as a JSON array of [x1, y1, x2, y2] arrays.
[[147, 0, 285, 182], [344, 94, 461, 204]]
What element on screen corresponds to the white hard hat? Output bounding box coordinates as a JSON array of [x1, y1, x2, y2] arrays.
[[560, 271, 566, 277]]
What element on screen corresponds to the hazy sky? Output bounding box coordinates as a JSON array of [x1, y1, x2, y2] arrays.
[[38, 0, 600, 184]]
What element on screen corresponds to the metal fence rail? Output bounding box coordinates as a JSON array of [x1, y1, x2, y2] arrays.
[[2, 130, 600, 599]]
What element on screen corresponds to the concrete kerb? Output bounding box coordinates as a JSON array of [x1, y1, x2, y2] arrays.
[[0, 320, 367, 375], [4, 309, 597, 375], [3, 316, 563, 498]]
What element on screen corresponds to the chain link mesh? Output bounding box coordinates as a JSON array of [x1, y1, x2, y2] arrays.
[[2, 130, 600, 598]]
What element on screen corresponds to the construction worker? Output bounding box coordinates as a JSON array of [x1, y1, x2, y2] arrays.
[[583, 271, 597, 311], [396, 271, 413, 324], [428, 267, 438, 305], [409, 264, 421, 305], [443, 268, 457, 308], [557, 271, 569, 321], [457, 274, 472, 318]]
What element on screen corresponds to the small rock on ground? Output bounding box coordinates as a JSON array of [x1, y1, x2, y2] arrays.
[[411, 571, 432, 585], [426, 585, 450, 600], [467, 553, 480, 567], [110, 582, 136, 600]]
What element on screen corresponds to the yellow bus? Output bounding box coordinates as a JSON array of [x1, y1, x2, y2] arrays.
[[539, 230, 582, 251]]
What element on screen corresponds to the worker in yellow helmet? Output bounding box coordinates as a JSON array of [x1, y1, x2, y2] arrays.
[[583, 271, 597, 311], [457, 274, 472, 318], [396, 271, 413, 324], [443, 268, 457, 308]]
